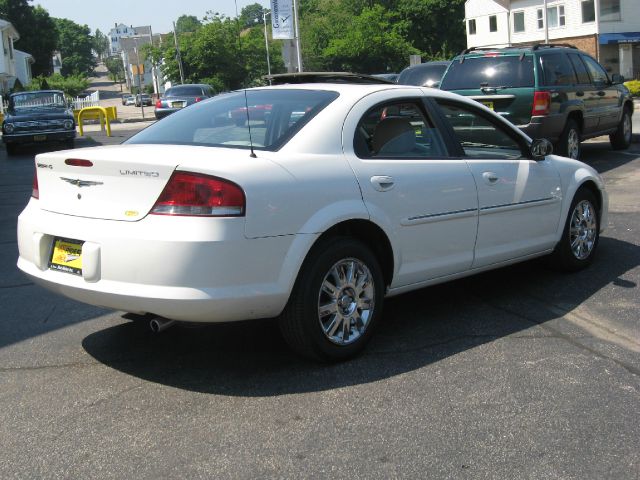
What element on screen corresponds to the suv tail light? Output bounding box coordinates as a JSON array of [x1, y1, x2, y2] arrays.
[[151, 172, 245, 217], [32, 171, 39, 199], [155, 100, 162, 108], [532, 91, 551, 116]]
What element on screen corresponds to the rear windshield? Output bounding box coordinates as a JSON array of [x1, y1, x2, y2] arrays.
[[166, 86, 206, 97], [397, 64, 448, 87], [126, 89, 339, 151], [440, 55, 535, 90]]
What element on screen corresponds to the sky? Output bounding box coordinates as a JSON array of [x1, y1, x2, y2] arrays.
[[32, 0, 270, 35]]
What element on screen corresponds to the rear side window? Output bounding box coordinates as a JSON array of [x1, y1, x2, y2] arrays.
[[440, 55, 535, 90], [541, 54, 577, 86], [568, 54, 591, 84], [127, 89, 339, 151], [354, 101, 447, 158]]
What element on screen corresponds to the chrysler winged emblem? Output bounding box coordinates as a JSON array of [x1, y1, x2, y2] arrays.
[[60, 177, 104, 188]]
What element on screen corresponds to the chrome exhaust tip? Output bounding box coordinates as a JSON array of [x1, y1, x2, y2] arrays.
[[149, 317, 176, 333]]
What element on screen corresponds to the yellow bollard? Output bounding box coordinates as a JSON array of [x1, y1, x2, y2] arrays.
[[78, 106, 112, 137]]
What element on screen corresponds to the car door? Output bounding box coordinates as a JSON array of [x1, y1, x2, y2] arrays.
[[581, 54, 620, 131], [433, 99, 562, 268], [567, 53, 600, 134], [343, 93, 478, 288]]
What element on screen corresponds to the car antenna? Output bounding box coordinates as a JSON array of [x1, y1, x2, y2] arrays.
[[244, 89, 257, 158]]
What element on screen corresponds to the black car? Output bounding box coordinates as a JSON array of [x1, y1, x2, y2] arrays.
[[397, 61, 450, 88], [439, 44, 634, 159], [2, 90, 76, 155], [154, 84, 215, 119]]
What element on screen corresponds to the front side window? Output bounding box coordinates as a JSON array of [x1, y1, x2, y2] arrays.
[[541, 54, 577, 86], [468, 19, 476, 35], [127, 89, 339, 151], [600, 0, 621, 22], [489, 15, 498, 32], [568, 53, 591, 84], [354, 101, 447, 158], [581, 0, 595, 22], [435, 101, 525, 160], [582, 55, 610, 84], [513, 11, 525, 33]]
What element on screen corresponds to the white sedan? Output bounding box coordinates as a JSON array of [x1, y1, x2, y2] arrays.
[[17, 79, 607, 361]]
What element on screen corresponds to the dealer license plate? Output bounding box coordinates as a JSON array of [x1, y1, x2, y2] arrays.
[[49, 237, 84, 275], [481, 101, 494, 111], [33, 135, 47, 142]]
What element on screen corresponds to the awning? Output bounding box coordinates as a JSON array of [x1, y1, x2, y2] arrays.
[[599, 32, 640, 44]]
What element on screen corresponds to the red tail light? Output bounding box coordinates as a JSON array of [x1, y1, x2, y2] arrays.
[[195, 97, 202, 102], [532, 91, 551, 116], [65, 158, 93, 167], [155, 100, 162, 108], [32, 171, 39, 199], [151, 172, 245, 217]]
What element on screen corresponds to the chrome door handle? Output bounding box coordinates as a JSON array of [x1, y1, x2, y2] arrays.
[[370, 175, 395, 192], [482, 171, 499, 184]]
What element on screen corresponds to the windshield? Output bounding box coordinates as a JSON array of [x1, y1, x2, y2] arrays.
[[440, 55, 535, 90], [11, 91, 67, 110], [398, 64, 448, 87], [127, 89, 339, 151], [166, 86, 206, 97]]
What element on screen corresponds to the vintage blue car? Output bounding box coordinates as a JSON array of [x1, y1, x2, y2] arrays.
[[2, 90, 76, 155]]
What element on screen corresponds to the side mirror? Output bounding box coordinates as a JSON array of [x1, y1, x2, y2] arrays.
[[611, 73, 625, 85], [531, 138, 553, 160]]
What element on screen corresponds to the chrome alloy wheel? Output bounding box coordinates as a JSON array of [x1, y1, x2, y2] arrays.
[[570, 200, 597, 260], [567, 128, 580, 159], [317, 258, 375, 345]]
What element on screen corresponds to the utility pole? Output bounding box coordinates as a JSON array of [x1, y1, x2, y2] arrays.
[[134, 40, 145, 119], [292, 0, 303, 72], [173, 21, 185, 84], [543, 0, 549, 44], [148, 25, 160, 97], [263, 10, 272, 81]]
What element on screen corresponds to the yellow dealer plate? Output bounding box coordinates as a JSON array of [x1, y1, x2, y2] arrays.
[[481, 101, 494, 111], [49, 237, 84, 275]]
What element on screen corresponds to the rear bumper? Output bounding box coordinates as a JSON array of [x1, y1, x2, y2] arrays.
[[17, 200, 296, 322], [154, 108, 179, 119], [519, 114, 566, 143]]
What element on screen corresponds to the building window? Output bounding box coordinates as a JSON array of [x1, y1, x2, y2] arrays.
[[489, 15, 497, 32], [547, 5, 565, 28], [600, 0, 621, 22], [581, 0, 595, 23], [468, 19, 476, 35], [537, 9, 544, 29], [513, 11, 525, 33]]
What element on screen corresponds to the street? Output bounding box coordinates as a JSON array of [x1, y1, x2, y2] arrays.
[[0, 121, 639, 478]]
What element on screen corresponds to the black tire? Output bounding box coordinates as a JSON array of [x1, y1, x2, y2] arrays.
[[549, 188, 600, 272], [5, 143, 18, 156], [556, 119, 581, 159], [610, 107, 632, 150], [278, 237, 385, 362]]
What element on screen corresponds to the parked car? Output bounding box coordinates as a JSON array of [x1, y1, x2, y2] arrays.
[[397, 61, 450, 88], [17, 74, 607, 361], [371, 73, 399, 83], [154, 84, 215, 119], [122, 94, 134, 105], [439, 44, 634, 159], [135, 94, 153, 107], [2, 90, 76, 155]]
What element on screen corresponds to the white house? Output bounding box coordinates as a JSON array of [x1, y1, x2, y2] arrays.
[[119, 34, 164, 95], [465, 0, 640, 79], [108, 23, 153, 55], [14, 49, 34, 87], [0, 19, 19, 94]]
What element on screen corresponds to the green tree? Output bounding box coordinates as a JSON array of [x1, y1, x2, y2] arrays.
[[175, 15, 202, 34], [239, 3, 266, 28], [105, 56, 125, 85], [93, 29, 110, 61], [28, 73, 89, 97], [0, 1, 58, 76], [54, 18, 96, 76]]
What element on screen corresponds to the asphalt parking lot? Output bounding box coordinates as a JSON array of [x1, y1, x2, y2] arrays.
[[1, 121, 639, 479]]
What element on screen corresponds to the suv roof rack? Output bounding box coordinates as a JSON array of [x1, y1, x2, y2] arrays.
[[460, 46, 502, 55], [531, 43, 577, 50], [265, 72, 396, 85]]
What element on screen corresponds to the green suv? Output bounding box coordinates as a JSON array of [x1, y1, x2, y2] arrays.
[[439, 44, 634, 159]]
